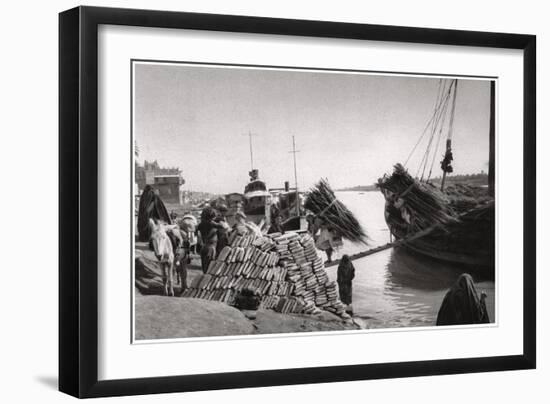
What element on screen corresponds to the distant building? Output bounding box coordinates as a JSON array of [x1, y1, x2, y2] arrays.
[[135, 160, 183, 190], [154, 175, 185, 204], [135, 160, 185, 204]]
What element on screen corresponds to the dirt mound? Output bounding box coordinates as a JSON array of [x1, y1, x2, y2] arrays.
[[135, 295, 359, 340], [135, 296, 255, 340], [135, 247, 188, 295]]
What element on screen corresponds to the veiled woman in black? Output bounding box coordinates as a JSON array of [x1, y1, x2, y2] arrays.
[[436, 273, 490, 326], [337, 254, 355, 306], [137, 185, 171, 242]]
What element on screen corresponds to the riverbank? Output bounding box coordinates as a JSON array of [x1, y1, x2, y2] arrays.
[[135, 294, 360, 340]]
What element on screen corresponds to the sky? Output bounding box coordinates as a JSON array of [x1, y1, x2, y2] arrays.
[[134, 62, 491, 194]]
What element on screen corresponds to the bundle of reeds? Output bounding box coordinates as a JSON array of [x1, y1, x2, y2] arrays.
[[377, 164, 458, 231], [305, 179, 367, 244], [444, 184, 492, 214]]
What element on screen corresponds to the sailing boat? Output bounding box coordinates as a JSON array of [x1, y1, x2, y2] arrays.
[[378, 79, 495, 272]]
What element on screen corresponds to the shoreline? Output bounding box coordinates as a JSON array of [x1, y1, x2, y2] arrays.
[[135, 294, 361, 341]]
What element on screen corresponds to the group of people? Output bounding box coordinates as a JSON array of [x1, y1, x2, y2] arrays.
[[138, 185, 356, 310], [195, 205, 356, 311], [196, 205, 259, 273], [139, 187, 490, 325]]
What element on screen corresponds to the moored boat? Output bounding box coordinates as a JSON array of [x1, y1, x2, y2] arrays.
[[243, 169, 272, 226], [378, 79, 495, 272], [382, 181, 495, 270]]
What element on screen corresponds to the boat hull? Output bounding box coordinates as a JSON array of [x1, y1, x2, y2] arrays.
[[386, 202, 495, 272]]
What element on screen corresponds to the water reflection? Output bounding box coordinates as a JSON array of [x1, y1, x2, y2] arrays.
[[326, 191, 495, 328], [385, 248, 466, 292]]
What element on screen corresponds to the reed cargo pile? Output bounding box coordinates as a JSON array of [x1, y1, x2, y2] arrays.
[[444, 183, 493, 213], [305, 178, 367, 243], [182, 231, 349, 318], [377, 163, 459, 232]]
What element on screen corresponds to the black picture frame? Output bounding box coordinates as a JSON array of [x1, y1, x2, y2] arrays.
[[59, 5, 536, 398]]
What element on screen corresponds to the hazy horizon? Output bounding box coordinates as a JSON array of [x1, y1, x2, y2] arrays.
[[134, 62, 491, 194]]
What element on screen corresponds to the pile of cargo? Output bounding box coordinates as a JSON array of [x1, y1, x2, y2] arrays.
[[377, 163, 459, 232], [262, 296, 306, 314], [305, 178, 368, 244], [273, 232, 347, 316], [181, 230, 350, 319]]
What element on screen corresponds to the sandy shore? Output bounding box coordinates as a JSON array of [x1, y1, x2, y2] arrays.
[[135, 294, 359, 340]]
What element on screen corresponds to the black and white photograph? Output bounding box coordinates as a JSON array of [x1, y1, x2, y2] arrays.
[[0, 0, 544, 401], [133, 61, 495, 340]]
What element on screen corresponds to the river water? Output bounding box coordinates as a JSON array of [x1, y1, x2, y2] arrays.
[[323, 191, 495, 329]]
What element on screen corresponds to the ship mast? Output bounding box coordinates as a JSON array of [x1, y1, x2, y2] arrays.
[[440, 79, 458, 191], [243, 131, 257, 171], [488, 81, 495, 197], [289, 136, 301, 216]]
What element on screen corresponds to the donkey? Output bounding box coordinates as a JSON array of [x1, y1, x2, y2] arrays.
[[173, 245, 188, 289], [148, 219, 176, 296], [165, 225, 188, 289]]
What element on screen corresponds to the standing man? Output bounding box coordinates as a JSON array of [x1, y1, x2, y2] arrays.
[[197, 207, 223, 273], [316, 220, 335, 262], [215, 204, 230, 256], [267, 214, 285, 235]]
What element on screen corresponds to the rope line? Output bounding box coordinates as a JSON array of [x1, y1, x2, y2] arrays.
[[404, 79, 443, 167], [427, 81, 456, 181], [416, 81, 454, 180]]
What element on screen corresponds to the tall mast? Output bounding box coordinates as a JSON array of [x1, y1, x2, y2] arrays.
[[488, 81, 495, 197], [243, 131, 257, 170], [440, 80, 458, 191], [289, 136, 301, 216]]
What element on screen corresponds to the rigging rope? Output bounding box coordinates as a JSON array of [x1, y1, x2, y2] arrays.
[[447, 80, 458, 141], [416, 82, 449, 178], [405, 79, 458, 183], [427, 80, 456, 181], [439, 80, 458, 180], [416, 81, 454, 180], [404, 79, 443, 167]]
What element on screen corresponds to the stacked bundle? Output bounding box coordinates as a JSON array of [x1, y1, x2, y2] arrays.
[[227, 232, 258, 248], [305, 179, 368, 244], [444, 184, 492, 214], [323, 281, 348, 316], [181, 233, 297, 311], [274, 241, 292, 261], [271, 232, 349, 318], [377, 163, 459, 232], [262, 296, 306, 314], [183, 230, 350, 319]]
